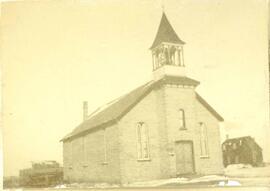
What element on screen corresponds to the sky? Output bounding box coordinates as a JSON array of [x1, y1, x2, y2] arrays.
[[1, 0, 269, 176]]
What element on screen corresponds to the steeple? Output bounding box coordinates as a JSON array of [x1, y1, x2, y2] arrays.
[[151, 12, 186, 80], [150, 12, 185, 49]]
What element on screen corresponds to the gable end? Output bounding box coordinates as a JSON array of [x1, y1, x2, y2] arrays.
[[196, 93, 224, 122]]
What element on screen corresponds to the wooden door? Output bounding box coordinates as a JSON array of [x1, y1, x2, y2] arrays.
[[175, 141, 194, 175]]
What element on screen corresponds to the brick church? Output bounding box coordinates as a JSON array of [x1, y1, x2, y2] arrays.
[[61, 12, 224, 184]]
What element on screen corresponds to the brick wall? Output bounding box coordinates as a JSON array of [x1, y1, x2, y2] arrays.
[[63, 140, 71, 181], [63, 82, 223, 184], [63, 123, 121, 183], [161, 84, 223, 175], [162, 84, 197, 175], [154, 85, 171, 179], [118, 89, 162, 184], [117, 83, 223, 183], [194, 96, 224, 175]]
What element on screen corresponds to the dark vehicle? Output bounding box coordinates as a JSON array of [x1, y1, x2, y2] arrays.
[[19, 160, 63, 187]]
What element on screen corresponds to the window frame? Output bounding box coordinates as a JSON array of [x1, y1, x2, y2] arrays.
[[179, 109, 186, 130], [199, 122, 209, 158], [71, 140, 74, 165], [82, 135, 88, 167], [136, 122, 151, 161], [102, 128, 108, 165], [69, 140, 73, 169]]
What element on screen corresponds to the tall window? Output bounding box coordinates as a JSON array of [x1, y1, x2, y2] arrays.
[[179, 109, 186, 129], [81, 136, 85, 162], [137, 122, 150, 160], [103, 128, 107, 164], [71, 140, 74, 163], [82, 136, 87, 167], [199, 122, 209, 157], [69, 141, 74, 169]]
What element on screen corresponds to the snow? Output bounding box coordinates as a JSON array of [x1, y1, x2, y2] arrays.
[[92, 183, 120, 188], [62, 182, 120, 189], [56, 165, 270, 188], [123, 177, 189, 187], [218, 181, 226, 186], [189, 175, 226, 182], [227, 180, 241, 186], [226, 164, 252, 170], [223, 164, 270, 186], [124, 165, 270, 187], [233, 177, 270, 186], [61, 176, 228, 188], [225, 164, 270, 178], [124, 175, 228, 187], [218, 180, 241, 186], [54, 184, 67, 188]]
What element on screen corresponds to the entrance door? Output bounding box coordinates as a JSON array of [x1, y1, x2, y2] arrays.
[[175, 141, 195, 175]]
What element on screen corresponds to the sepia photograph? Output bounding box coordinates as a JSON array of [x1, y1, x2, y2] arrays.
[[1, 0, 270, 190]]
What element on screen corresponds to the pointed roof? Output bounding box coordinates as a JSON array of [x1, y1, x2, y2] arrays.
[[150, 12, 185, 49], [223, 136, 262, 151], [61, 76, 224, 142]]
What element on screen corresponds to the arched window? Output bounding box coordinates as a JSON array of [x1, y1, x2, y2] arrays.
[[199, 122, 209, 157], [102, 128, 108, 164], [82, 136, 86, 166], [136, 122, 150, 160], [179, 109, 186, 129]]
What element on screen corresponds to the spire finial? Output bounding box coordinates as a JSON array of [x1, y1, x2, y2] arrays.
[[161, 0, 165, 12]]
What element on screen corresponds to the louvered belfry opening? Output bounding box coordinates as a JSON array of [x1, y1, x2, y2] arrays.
[[150, 12, 185, 71]]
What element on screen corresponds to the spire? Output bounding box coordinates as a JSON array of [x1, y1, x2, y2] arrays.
[[150, 12, 185, 49], [161, 0, 165, 12], [151, 12, 186, 80]]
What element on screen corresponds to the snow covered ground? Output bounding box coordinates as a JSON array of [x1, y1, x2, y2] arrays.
[[124, 164, 270, 187], [5, 164, 270, 190], [50, 175, 230, 188], [224, 164, 270, 178], [123, 175, 229, 187], [50, 165, 270, 188], [223, 164, 270, 186]]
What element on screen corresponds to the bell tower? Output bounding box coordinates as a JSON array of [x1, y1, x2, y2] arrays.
[[151, 12, 186, 81]]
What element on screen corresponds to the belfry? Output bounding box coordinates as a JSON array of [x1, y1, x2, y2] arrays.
[[61, 11, 224, 184], [151, 13, 186, 80]]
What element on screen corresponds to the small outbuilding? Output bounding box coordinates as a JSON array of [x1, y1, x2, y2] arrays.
[[222, 136, 263, 167]]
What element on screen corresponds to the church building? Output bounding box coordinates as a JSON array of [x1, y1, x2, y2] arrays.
[[61, 12, 224, 184]]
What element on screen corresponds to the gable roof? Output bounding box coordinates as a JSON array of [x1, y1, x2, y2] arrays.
[[61, 76, 223, 142], [223, 136, 262, 151], [150, 12, 185, 49], [223, 136, 251, 144], [61, 80, 154, 141], [195, 93, 224, 121]]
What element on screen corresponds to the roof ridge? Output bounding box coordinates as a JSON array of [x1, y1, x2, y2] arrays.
[[61, 77, 223, 142], [61, 80, 155, 141], [87, 95, 125, 119], [87, 81, 154, 119]]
